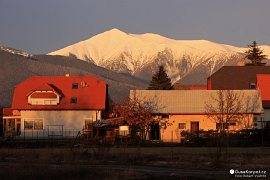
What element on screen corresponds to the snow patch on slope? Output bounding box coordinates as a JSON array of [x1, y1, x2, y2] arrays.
[[0, 46, 33, 58]]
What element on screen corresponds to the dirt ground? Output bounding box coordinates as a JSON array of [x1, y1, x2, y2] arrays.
[[0, 146, 269, 179]]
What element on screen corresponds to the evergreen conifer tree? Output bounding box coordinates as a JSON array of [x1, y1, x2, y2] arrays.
[[148, 65, 172, 90], [245, 41, 267, 66]]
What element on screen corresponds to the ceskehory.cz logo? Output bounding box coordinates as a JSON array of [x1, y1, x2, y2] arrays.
[[229, 169, 267, 178]]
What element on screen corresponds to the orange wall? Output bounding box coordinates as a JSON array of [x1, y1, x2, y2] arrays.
[[160, 114, 254, 143]]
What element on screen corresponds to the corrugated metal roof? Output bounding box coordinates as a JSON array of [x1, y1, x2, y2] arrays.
[[130, 90, 263, 114]]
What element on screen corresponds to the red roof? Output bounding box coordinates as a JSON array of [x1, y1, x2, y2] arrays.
[[256, 74, 270, 101], [2, 108, 20, 116], [30, 92, 58, 98], [33, 83, 56, 91], [12, 76, 107, 110]]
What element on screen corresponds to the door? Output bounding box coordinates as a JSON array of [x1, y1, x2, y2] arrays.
[[4, 119, 16, 137], [150, 124, 160, 140], [190, 122, 199, 132]]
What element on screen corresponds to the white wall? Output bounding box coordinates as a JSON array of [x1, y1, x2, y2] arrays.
[[20, 110, 101, 138]]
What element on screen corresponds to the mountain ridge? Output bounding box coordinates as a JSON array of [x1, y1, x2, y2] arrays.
[[49, 28, 270, 83]]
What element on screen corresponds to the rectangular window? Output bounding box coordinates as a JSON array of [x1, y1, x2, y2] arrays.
[[178, 123, 186, 129], [51, 101, 57, 105], [216, 123, 229, 130], [72, 83, 78, 89], [24, 119, 43, 130], [44, 100, 51, 105], [34, 119, 43, 130], [119, 126, 129, 136], [70, 97, 77, 104], [24, 120, 34, 130]]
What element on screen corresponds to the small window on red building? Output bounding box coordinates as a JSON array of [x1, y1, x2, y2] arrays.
[[72, 83, 78, 89], [70, 97, 77, 104]]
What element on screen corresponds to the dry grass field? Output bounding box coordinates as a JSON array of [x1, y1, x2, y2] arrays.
[[0, 146, 269, 179]]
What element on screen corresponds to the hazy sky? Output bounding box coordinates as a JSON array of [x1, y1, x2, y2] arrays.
[[0, 0, 270, 54]]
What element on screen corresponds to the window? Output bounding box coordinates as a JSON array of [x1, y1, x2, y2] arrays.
[[44, 100, 57, 105], [119, 126, 129, 136], [249, 83, 256, 89], [178, 123, 186, 129], [44, 100, 51, 105], [216, 123, 229, 130], [72, 83, 78, 89], [24, 120, 34, 130], [34, 119, 43, 130], [24, 119, 43, 130], [70, 97, 77, 104], [254, 117, 258, 121]]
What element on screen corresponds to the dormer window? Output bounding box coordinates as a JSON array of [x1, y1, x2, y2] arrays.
[[28, 91, 60, 105], [70, 97, 77, 104], [72, 83, 78, 89]]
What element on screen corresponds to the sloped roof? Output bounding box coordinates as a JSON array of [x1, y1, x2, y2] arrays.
[[130, 90, 263, 114], [12, 76, 106, 110], [2, 108, 20, 116], [30, 92, 58, 98], [208, 66, 270, 90]]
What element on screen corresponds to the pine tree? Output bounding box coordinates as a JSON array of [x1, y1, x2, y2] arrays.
[[245, 41, 267, 66], [148, 65, 172, 90]]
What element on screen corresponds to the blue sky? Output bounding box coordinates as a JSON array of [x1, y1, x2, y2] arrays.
[[0, 0, 270, 54]]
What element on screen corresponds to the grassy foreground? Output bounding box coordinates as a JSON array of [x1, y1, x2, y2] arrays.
[[0, 146, 269, 179]]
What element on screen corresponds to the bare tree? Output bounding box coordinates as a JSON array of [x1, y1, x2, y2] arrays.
[[112, 96, 169, 141], [204, 90, 261, 165], [205, 90, 247, 132], [205, 90, 262, 131]]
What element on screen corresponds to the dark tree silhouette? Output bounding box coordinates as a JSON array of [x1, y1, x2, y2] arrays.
[[245, 41, 267, 66], [148, 65, 172, 90]]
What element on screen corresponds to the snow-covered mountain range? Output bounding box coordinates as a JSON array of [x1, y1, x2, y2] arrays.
[[49, 28, 270, 83]]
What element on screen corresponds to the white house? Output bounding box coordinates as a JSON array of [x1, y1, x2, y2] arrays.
[[12, 75, 107, 138]]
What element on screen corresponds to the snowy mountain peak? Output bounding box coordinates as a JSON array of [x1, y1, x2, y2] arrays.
[[0, 46, 33, 58], [106, 28, 127, 34], [48, 29, 270, 83]]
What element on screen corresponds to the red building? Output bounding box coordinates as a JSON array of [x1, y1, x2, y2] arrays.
[[10, 75, 107, 138], [256, 74, 270, 126]]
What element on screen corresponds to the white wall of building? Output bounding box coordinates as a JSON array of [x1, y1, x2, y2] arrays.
[[20, 110, 101, 138]]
